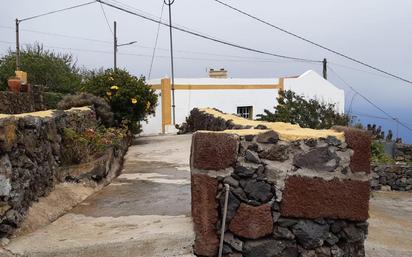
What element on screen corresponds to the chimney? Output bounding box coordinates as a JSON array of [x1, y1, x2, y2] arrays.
[[208, 68, 228, 78]]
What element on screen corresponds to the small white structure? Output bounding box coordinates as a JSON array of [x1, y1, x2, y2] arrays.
[[142, 70, 345, 135]]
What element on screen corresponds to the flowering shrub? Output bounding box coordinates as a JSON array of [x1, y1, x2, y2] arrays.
[[61, 126, 128, 165], [81, 69, 158, 133]]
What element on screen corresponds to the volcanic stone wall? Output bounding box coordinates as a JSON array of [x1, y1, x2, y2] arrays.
[[0, 90, 45, 115], [0, 107, 99, 237], [190, 128, 371, 257], [371, 164, 412, 191]]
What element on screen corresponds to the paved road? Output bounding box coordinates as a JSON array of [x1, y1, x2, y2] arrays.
[[366, 190, 412, 257], [2, 134, 195, 257]]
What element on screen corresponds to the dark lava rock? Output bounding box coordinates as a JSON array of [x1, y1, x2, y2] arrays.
[[243, 180, 273, 203], [245, 150, 261, 164], [293, 147, 338, 172], [342, 224, 365, 243], [222, 244, 233, 254], [244, 134, 255, 142], [273, 226, 295, 240], [325, 232, 339, 246], [330, 220, 347, 234], [220, 191, 241, 222], [223, 176, 239, 187], [231, 187, 248, 202], [256, 131, 279, 144], [279, 243, 299, 257], [223, 232, 243, 252], [259, 144, 289, 161], [292, 220, 330, 249], [255, 124, 268, 129], [234, 165, 255, 178], [277, 217, 298, 227], [243, 238, 287, 257], [305, 139, 318, 147], [326, 136, 341, 146]]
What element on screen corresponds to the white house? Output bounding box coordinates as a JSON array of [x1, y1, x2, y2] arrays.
[[141, 69, 345, 135]]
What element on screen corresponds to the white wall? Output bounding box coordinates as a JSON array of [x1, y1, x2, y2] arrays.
[[141, 88, 279, 135], [141, 70, 345, 135], [174, 88, 279, 123], [140, 92, 162, 135], [284, 70, 345, 113]]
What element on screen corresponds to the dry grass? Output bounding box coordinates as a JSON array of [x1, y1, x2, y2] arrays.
[[200, 108, 345, 141]]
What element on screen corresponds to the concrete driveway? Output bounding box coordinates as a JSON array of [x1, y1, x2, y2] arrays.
[[366, 191, 412, 257], [2, 134, 195, 257]]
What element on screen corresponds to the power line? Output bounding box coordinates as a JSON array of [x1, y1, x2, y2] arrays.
[[328, 65, 412, 134], [99, 2, 113, 35], [212, 0, 412, 85], [19, 1, 95, 22], [0, 40, 313, 65], [328, 61, 394, 80], [0, 25, 311, 63], [148, 2, 165, 80], [351, 112, 393, 121], [96, 0, 321, 63]]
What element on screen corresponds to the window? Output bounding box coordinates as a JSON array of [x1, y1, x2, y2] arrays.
[[237, 106, 253, 119]]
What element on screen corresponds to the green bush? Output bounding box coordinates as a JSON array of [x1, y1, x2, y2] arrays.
[[42, 92, 65, 109], [371, 141, 394, 164], [81, 69, 158, 133], [257, 90, 349, 129], [57, 93, 114, 127], [0, 43, 81, 93]]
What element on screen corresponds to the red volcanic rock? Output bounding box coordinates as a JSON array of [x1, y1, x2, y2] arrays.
[[191, 173, 219, 256], [229, 203, 273, 239], [281, 176, 370, 221], [191, 132, 238, 170], [333, 126, 372, 173]]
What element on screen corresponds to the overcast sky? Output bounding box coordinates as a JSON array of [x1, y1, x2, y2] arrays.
[[1, 0, 411, 142]]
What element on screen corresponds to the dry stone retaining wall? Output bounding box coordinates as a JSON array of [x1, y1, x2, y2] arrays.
[[0, 107, 129, 238], [0, 91, 44, 115], [371, 164, 412, 191], [189, 109, 371, 257]]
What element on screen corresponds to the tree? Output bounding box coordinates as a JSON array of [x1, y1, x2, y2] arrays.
[[257, 90, 349, 129], [0, 43, 81, 93], [81, 69, 158, 133]]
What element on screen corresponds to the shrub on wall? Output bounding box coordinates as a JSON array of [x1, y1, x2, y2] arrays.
[[42, 92, 65, 109], [257, 90, 349, 129], [0, 43, 81, 93], [81, 69, 158, 133], [61, 126, 127, 165], [57, 93, 114, 127]]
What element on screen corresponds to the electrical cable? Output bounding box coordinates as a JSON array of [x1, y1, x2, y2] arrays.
[[99, 2, 114, 35], [328, 65, 412, 133], [148, 2, 165, 80], [19, 1, 95, 22], [212, 0, 412, 85], [0, 40, 312, 64], [0, 25, 310, 63], [95, 0, 321, 63]]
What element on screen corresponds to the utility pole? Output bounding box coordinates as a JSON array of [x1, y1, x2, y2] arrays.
[[15, 18, 20, 70], [165, 0, 176, 125], [113, 21, 137, 71], [322, 58, 327, 80], [113, 21, 117, 71]]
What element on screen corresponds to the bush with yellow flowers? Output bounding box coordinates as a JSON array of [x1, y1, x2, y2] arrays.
[[81, 68, 158, 133]]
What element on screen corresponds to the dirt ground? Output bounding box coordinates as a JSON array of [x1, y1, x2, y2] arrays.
[[366, 190, 412, 257]]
